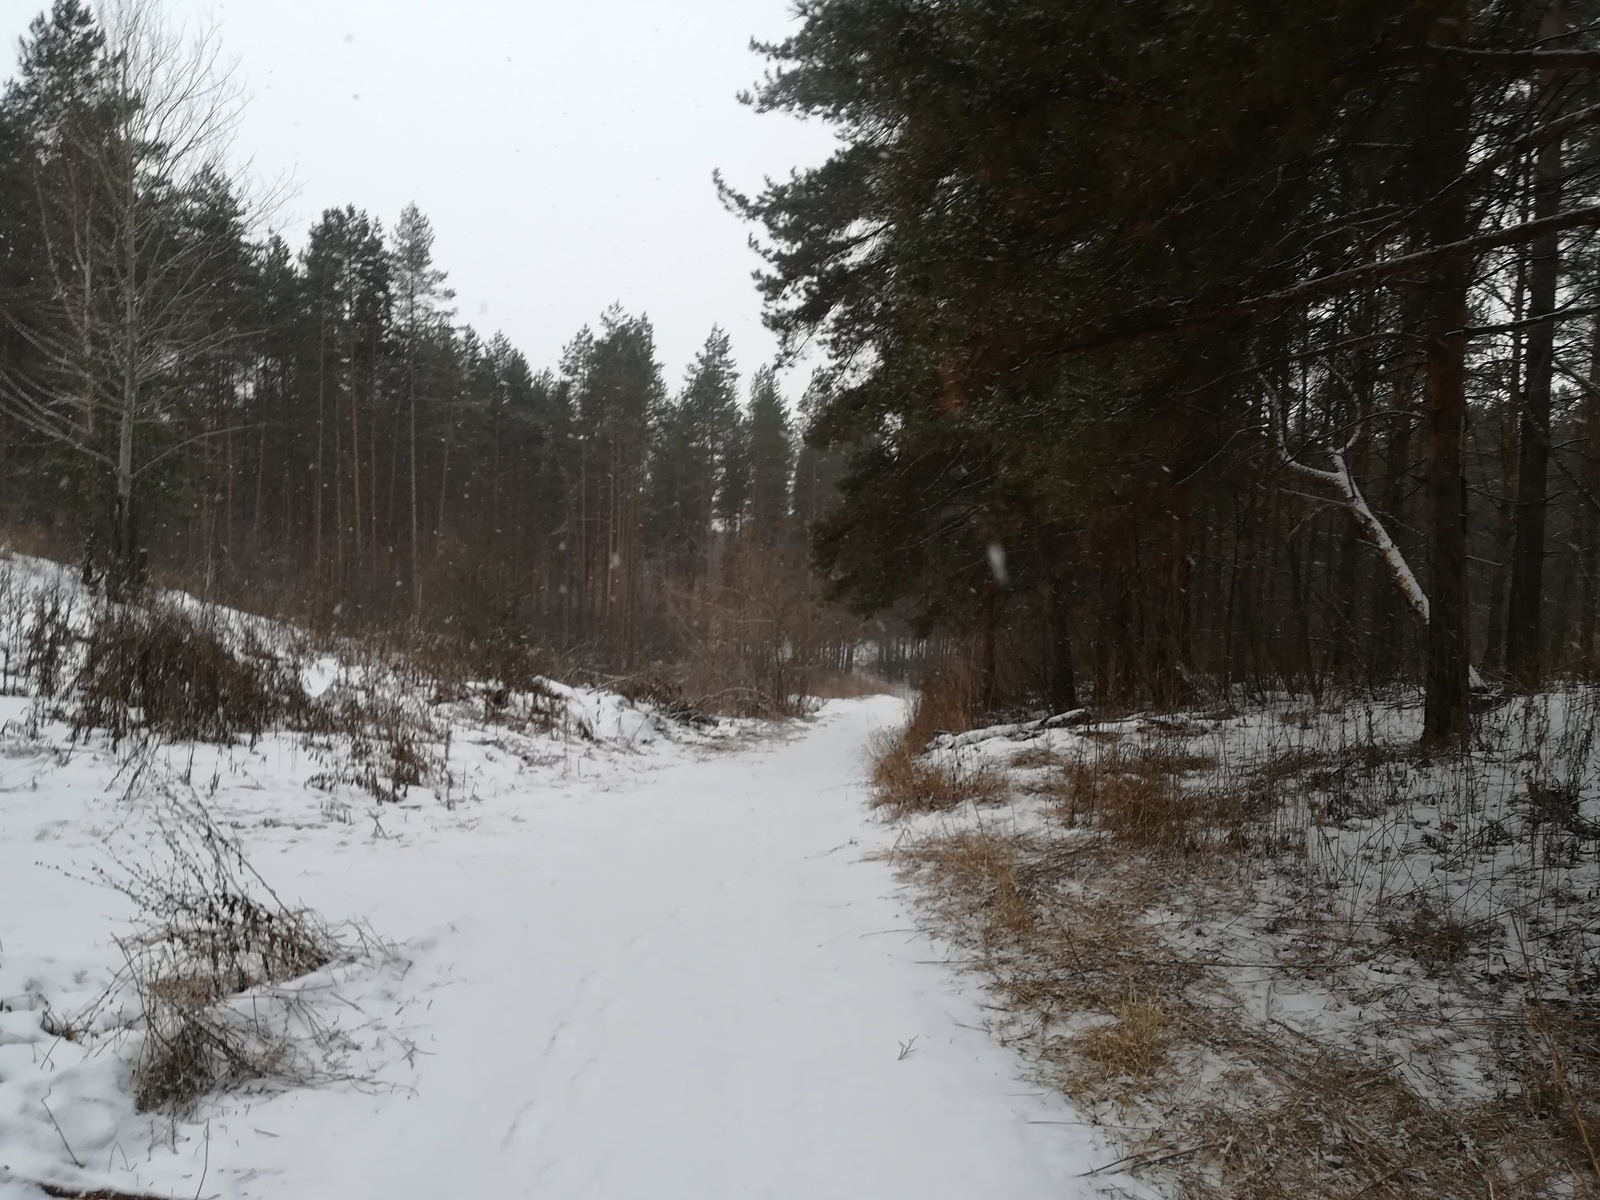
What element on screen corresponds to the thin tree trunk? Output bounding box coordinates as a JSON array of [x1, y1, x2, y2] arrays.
[[1582, 312, 1600, 671], [1422, 10, 1474, 747], [315, 315, 326, 584], [1506, 1, 1570, 689], [1046, 567, 1077, 712]]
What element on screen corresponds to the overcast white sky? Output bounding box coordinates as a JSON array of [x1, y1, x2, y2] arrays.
[[1, 0, 836, 395]]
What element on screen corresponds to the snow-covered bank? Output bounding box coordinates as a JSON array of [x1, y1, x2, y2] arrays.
[[884, 690, 1600, 1197], [0, 560, 1135, 1200]]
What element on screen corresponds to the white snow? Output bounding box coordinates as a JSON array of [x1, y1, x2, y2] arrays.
[[0, 559, 1135, 1199], [909, 689, 1600, 1119]]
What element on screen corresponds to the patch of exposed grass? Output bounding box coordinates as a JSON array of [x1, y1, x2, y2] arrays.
[[1052, 740, 1232, 854], [870, 731, 1007, 817], [1068, 987, 1173, 1094], [874, 705, 1600, 1199]]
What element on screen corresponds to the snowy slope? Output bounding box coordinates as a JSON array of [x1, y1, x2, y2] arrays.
[[0, 564, 1136, 1198]]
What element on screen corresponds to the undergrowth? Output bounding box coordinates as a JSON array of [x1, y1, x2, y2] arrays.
[[75, 785, 362, 1115], [874, 688, 1600, 1199]]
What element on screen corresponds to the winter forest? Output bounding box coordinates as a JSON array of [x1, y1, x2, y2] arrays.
[[11, 2, 1600, 1199], [0, 0, 851, 699], [10, 0, 1600, 735]]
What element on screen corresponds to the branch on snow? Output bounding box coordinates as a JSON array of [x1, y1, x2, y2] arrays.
[[1427, 44, 1600, 71]]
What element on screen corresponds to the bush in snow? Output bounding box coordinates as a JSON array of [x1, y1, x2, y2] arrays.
[[90, 789, 354, 1113], [72, 602, 311, 747]]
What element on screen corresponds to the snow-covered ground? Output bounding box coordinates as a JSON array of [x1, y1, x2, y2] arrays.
[[0, 559, 1142, 1199], [890, 691, 1600, 1194]]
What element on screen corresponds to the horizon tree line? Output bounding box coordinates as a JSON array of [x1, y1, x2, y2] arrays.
[[0, 0, 848, 675]]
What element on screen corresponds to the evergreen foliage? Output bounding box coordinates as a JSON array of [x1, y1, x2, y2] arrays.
[[730, 0, 1600, 733], [0, 1, 839, 674]]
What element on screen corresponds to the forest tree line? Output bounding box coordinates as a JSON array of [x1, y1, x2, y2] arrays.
[[732, 0, 1600, 741], [0, 0, 859, 679]]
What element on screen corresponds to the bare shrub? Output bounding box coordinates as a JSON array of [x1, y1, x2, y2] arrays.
[[661, 538, 862, 718], [72, 601, 309, 746], [92, 790, 353, 1114], [805, 670, 898, 700], [610, 672, 714, 728], [303, 686, 448, 803], [397, 628, 570, 707]]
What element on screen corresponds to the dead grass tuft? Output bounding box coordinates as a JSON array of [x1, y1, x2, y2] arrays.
[[903, 830, 1040, 938], [1069, 988, 1174, 1091], [1053, 740, 1231, 854], [1380, 904, 1495, 972], [870, 730, 1007, 817]]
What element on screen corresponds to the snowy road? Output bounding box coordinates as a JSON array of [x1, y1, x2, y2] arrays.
[[5, 697, 1130, 1199]]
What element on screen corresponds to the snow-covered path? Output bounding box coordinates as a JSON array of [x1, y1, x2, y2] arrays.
[[5, 697, 1130, 1199]]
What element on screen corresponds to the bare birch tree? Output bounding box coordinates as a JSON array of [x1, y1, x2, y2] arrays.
[[1, 0, 244, 594]]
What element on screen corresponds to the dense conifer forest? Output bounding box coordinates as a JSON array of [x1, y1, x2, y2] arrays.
[[9, 0, 1600, 735], [0, 0, 854, 692], [732, 0, 1600, 742]]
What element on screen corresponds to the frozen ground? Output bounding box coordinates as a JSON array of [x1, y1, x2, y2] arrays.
[[0, 578, 1142, 1200], [888, 690, 1600, 1194]]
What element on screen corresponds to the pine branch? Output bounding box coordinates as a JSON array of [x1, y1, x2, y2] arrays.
[[1064, 204, 1600, 353]]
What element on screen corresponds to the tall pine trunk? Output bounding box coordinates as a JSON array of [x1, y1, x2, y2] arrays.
[[1421, 10, 1473, 746], [1506, 2, 1570, 689]]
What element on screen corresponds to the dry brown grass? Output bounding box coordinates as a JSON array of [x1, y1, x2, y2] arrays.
[[901, 831, 1041, 938], [877, 726, 1600, 1199], [1068, 987, 1174, 1092], [870, 730, 1007, 817], [866, 657, 1002, 817], [1052, 740, 1232, 854]]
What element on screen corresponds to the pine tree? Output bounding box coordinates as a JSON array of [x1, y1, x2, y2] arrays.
[[746, 367, 792, 543], [389, 203, 453, 615]]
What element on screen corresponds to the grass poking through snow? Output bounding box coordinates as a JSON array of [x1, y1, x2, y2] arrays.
[[874, 689, 1600, 1199]]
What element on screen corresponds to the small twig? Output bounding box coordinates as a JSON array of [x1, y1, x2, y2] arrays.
[[41, 1095, 84, 1169], [193, 1119, 209, 1200], [1078, 1139, 1226, 1177]]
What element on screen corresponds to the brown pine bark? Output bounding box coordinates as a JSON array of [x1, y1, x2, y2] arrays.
[[1422, 10, 1474, 747], [1506, 1, 1571, 689]]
